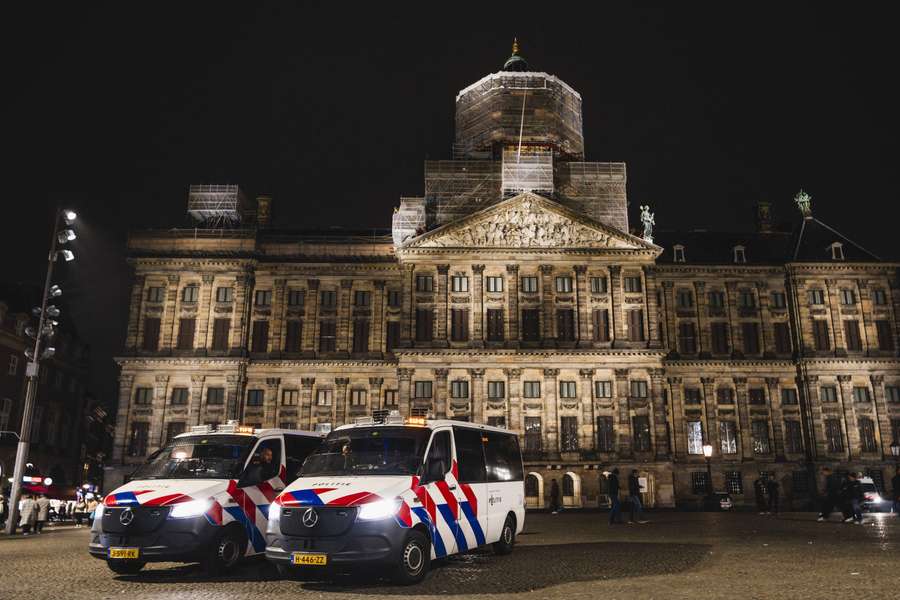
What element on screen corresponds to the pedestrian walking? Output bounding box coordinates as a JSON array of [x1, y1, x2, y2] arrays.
[[892, 466, 900, 515], [753, 474, 768, 514], [549, 478, 561, 514], [817, 466, 842, 521], [841, 472, 864, 524], [766, 474, 780, 516], [18, 493, 37, 535], [607, 468, 623, 525], [35, 494, 51, 533], [73, 498, 87, 527], [627, 469, 647, 524]]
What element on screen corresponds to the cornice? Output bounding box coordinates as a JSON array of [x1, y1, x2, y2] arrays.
[[394, 348, 666, 359]]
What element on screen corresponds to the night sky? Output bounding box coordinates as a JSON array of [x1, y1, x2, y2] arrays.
[[3, 2, 897, 408]]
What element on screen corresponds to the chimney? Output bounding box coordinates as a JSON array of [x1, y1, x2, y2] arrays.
[[756, 201, 773, 233], [256, 195, 272, 228]]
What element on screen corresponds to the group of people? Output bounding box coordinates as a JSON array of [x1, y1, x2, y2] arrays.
[[548, 468, 648, 525], [753, 473, 780, 515], [0, 493, 100, 535]]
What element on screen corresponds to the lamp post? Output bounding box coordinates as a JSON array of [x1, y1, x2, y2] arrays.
[[4, 207, 77, 535], [703, 443, 714, 507]]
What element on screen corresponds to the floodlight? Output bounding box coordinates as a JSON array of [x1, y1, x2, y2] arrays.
[[63, 209, 77, 224], [49, 285, 62, 297], [56, 249, 74, 262], [41, 347, 56, 360], [57, 229, 76, 244], [46, 306, 60, 318]]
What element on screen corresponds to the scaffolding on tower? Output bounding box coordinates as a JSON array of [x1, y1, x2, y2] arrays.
[[187, 184, 248, 228]]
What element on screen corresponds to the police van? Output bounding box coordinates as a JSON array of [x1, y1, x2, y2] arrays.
[[88, 422, 322, 575], [265, 412, 525, 584]]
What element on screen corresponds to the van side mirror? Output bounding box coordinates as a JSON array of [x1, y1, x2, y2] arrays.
[[421, 458, 447, 484]]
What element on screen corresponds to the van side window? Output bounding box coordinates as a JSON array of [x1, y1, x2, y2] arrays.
[[243, 438, 282, 485], [483, 432, 524, 482], [284, 434, 322, 483], [453, 426, 486, 483], [424, 430, 452, 479]]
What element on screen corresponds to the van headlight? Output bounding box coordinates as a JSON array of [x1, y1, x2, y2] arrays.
[[169, 499, 212, 519], [357, 498, 402, 521], [267, 503, 282, 533]]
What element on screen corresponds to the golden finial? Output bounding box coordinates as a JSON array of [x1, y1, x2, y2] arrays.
[[512, 37, 520, 55]]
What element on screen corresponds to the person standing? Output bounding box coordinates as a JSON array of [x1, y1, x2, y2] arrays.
[[818, 466, 842, 521], [627, 469, 647, 524], [608, 468, 623, 525], [841, 472, 864, 524], [73, 498, 87, 527], [892, 466, 900, 515], [753, 474, 768, 514], [18, 493, 37, 535], [549, 478, 561, 514], [766, 474, 780, 516], [35, 494, 51, 533], [0, 493, 8, 529]]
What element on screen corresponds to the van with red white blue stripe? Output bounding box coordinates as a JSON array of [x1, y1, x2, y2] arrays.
[[265, 412, 525, 584], [88, 422, 322, 575]]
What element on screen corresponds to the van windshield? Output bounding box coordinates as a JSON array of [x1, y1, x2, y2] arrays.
[[130, 435, 256, 480], [301, 427, 430, 477]]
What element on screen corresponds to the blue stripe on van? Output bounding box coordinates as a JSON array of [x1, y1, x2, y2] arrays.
[[460, 501, 485, 547], [437, 503, 467, 553], [411, 506, 447, 558]]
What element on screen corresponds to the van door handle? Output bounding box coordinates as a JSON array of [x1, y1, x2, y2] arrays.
[[447, 485, 457, 491]]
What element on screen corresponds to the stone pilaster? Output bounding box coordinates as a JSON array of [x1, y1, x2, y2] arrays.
[[825, 280, 846, 356], [869, 374, 889, 458], [231, 273, 252, 355], [472, 264, 485, 347], [400, 264, 414, 346], [609, 266, 625, 345], [337, 280, 353, 355], [369, 377, 384, 412], [650, 369, 669, 458], [302, 279, 320, 356], [506, 264, 520, 346], [766, 377, 784, 459], [334, 377, 350, 426], [504, 368, 522, 435], [112, 373, 135, 461], [700, 377, 717, 455], [644, 266, 661, 348], [161, 274, 180, 350], [373, 280, 385, 354], [397, 368, 414, 418], [615, 368, 632, 457], [668, 376, 684, 459], [757, 282, 775, 357], [125, 275, 146, 351], [434, 369, 449, 419], [802, 375, 826, 458], [540, 265, 555, 346], [190, 374, 205, 427], [270, 278, 287, 355], [661, 281, 676, 353], [734, 376, 752, 459], [837, 375, 857, 459], [301, 378, 315, 429], [226, 372, 243, 422], [261, 377, 278, 428], [543, 368, 559, 453], [579, 368, 595, 449], [575, 266, 591, 347], [149, 374, 171, 451], [725, 282, 743, 358], [694, 281, 709, 356], [470, 368, 485, 423], [435, 265, 450, 345]]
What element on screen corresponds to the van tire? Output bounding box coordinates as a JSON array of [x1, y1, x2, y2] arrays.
[[202, 526, 246, 575], [393, 530, 430, 585], [493, 514, 516, 555], [107, 559, 146, 575]]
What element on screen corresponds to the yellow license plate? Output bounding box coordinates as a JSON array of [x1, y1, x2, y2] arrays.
[[109, 547, 140, 559], [292, 552, 327, 566]]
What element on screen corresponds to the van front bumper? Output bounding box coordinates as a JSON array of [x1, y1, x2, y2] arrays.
[[265, 519, 409, 568], [88, 515, 220, 563]]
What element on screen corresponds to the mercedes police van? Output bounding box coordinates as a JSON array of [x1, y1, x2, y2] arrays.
[[88, 422, 322, 575], [265, 412, 525, 584]]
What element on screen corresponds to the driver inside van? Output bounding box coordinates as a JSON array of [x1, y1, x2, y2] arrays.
[[244, 446, 277, 484]]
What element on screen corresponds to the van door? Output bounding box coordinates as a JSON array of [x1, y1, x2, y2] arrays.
[[483, 431, 525, 543], [451, 426, 488, 551], [228, 436, 285, 554], [416, 428, 457, 558]]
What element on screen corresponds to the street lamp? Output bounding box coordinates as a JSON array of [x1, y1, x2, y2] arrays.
[[4, 207, 77, 535], [703, 443, 714, 505]]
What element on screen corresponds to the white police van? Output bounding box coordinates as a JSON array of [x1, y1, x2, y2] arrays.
[[88, 421, 322, 575], [265, 412, 525, 584]]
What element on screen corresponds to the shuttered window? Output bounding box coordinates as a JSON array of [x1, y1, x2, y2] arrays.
[[251, 320, 269, 353], [177, 318, 196, 350], [627, 309, 644, 342], [486, 309, 504, 341], [284, 320, 302, 353], [211, 318, 230, 351], [592, 309, 610, 342], [451, 309, 469, 342], [142, 318, 160, 351]]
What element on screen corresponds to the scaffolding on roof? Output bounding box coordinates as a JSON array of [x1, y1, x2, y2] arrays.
[[501, 146, 554, 196], [423, 160, 502, 227], [187, 184, 248, 227]]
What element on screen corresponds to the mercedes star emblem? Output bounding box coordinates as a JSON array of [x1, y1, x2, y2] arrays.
[[301, 507, 319, 528], [119, 507, 135, 526]]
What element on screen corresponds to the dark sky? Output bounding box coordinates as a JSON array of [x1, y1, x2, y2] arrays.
[[3, 2, 897, 407]]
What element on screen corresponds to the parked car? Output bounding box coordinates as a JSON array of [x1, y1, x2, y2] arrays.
[[859, 477, 891, 513]]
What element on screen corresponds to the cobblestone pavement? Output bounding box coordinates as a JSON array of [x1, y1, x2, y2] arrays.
[[1, 512, 898, 599]]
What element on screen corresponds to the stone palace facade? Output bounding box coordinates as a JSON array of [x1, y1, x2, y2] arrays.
[[110, 46, 900, 508]]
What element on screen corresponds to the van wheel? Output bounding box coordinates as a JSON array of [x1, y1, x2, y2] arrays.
[[107, 559, 146, 575], [393, 530, 430, 585], [202, 527, 246, 575], [493, 515, 516, 555]]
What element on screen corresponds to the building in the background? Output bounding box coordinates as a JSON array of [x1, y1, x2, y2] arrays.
[[110, 43, 900, 508], [1, 283, 94, 492]]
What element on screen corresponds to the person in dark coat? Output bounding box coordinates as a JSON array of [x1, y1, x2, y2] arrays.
[[607, 468, 623, 525], [549, 478, 561, 514], [841, 472, 864, 524], [766, 474, 780, 515], [817, 466, 842, 521], [753, 475, 768, 514], [891, 466, 900, 515], [627, 470, 647, 524]]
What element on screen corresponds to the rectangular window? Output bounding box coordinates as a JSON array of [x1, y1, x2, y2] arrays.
[[556, 309, 575, 341], [486, 276, 504, 293], [142, 318, 160, 351], [246, 389, 264, 406], [781, 388, 798, 405], [876, 320, 895, 351], [487, 381, 506, 399], [749, 388, 766, 405], [320, 290, 337, 308], [134, 387, 153, 405], [678, 322, 697, 354], [211, 318, 230, 351], [285, 320, 303, 353], [318, 320, 336, 352], [387, 289, 402, 308], [352, 320, 370, 353], [808, 289, 825, 305], [627, 309, 645, 342], [774, 322, 791, 354], [751, 420, 771, 454], [590, 276, 608, 293], [255, 289, 272, 307], [687, 420, 703, 455], [452, 428, 485, 484], [486, 416, 506, 429], [316, 389, 333, 406], [386, 321, 401, 351], [555, 276, 573, 293], [844, 320, 862, 351], [784, 420, 803, 454], [7, 355, 18, 376], [676, 289, 694, 309], [384, 389, 398, 406], [852, 386, 871, 403], [524, 416, 542, 452], [596, 416, 615, 451], [414, 381, 433, 399], [216, 286, 234, 303], [350, 389, 367, 406], [771, 291, 787, 308], [521, 309, 540, 341], [623, 276, 642, 293], [684, 388, 702, 405], [521, 276, 538, 293], [182, 285, 199, 303], [872, 288, 888, 305], [717, 387, 734, 404], [859, 418, 877, 452], [168, 387, 188, 405], [176, 318, 196, 350], [725, 471, 743, 494], [742, 322, 760, 355], [354, 290, 370, 307], [287, 289, 304, 307], [594, 380, 613, 399], [147, 286, 164, 302], [486, 308, 504, 342], [891, 418, 900, 444], [813, 320, 830, 351], [127, 422, 149, 457], [451, 275, 469, 293], [708, 290, 725, 308], [630, 380, 648, 399], [739, 289, 756, 308], [719, 421, 738, 454], [886, 386, 900, 403], [450, 380, 469, 399], [559, 381, 577, 399], [825, 419, 844, 452], [592, 309, 610, 342], [711, 322, 730, 354], [415, 275, 434, 292], [523, 381, 541, 398], [691, 472, 710, 495], [251, 320, 269, 353], [451, 309, 469, 342], [820, 385, 838, 402], [207, 387, 224, 406], [166, 421, 186, 443], [415, 309, 434, 342], [560, 416, 579, 451], [633, 416, 652, 452], [840, 288, 856, 305]]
